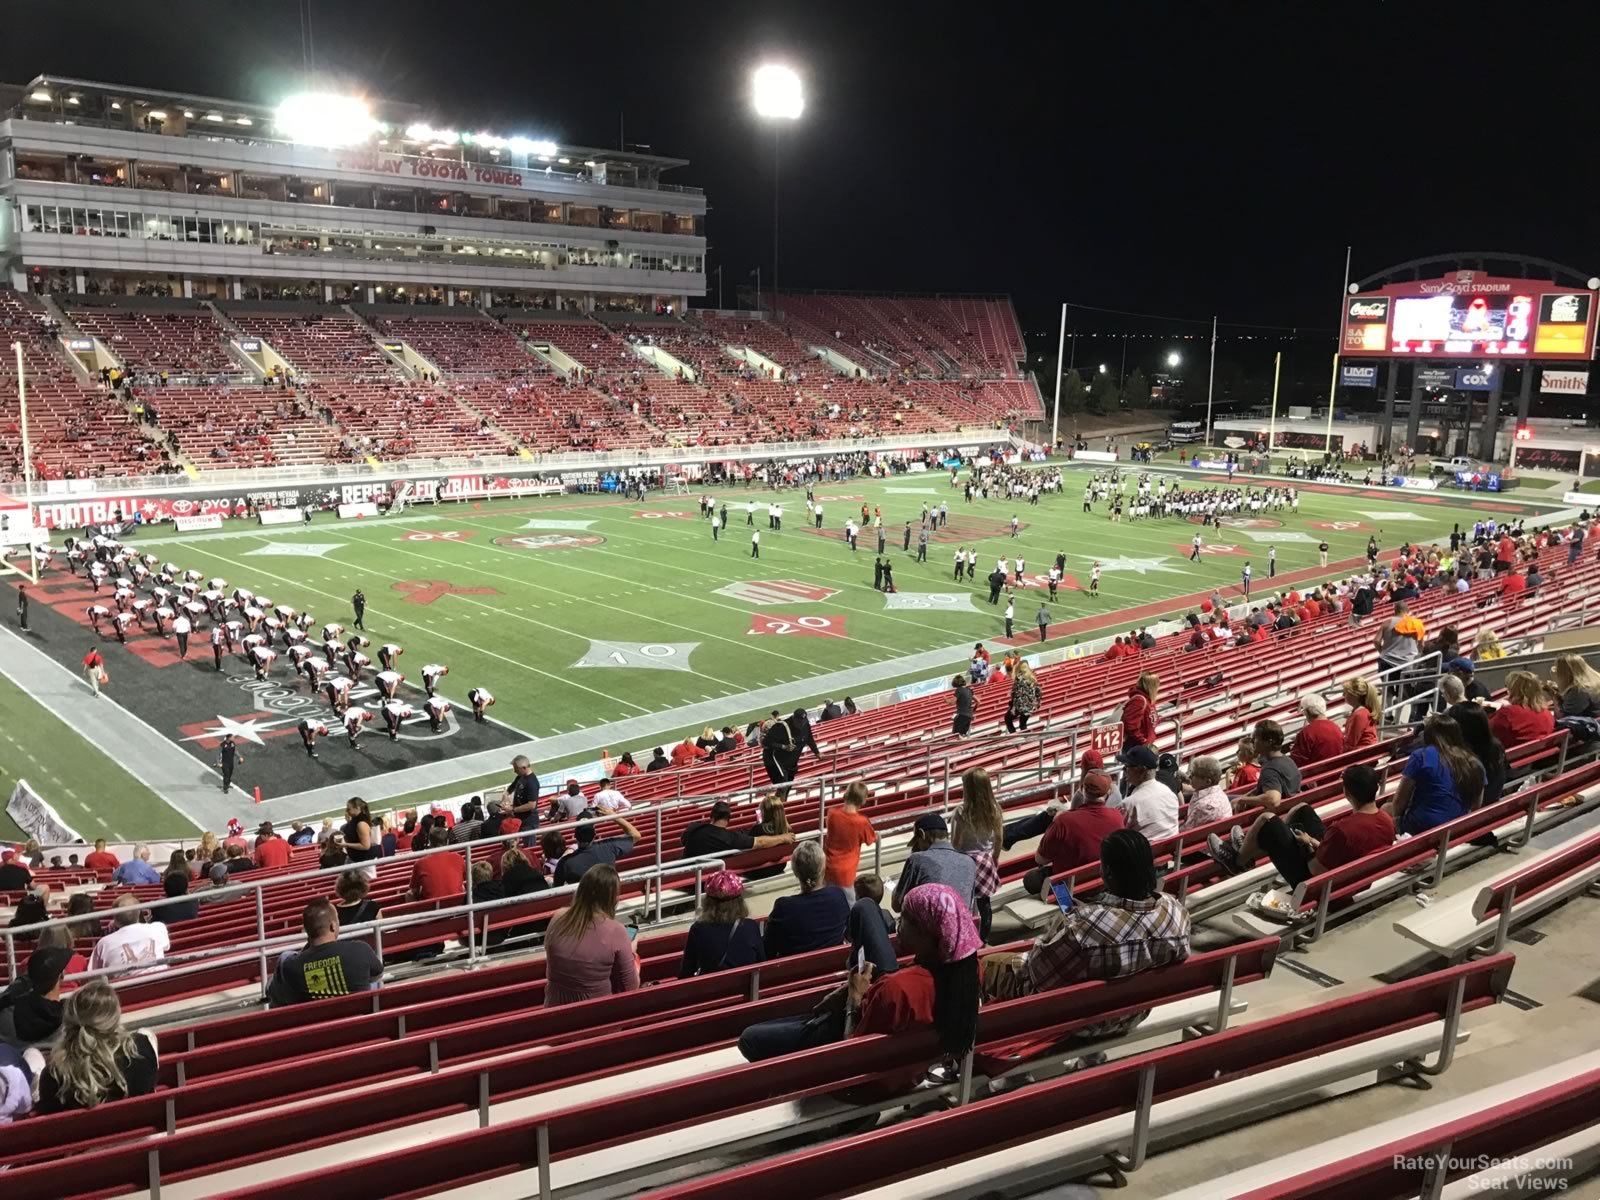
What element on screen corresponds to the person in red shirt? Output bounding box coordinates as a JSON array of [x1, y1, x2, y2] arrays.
[[83, 838, 120, 873], [1500, 569, 1527, 600], [1489, 671, 1556, 749], [1289, 693, 1345, 769], [1495, 534, 1516, 572], [670, 737, 708, 768], [1341, 677, 1381, 750], [823, 781, 878, 887], [254, 822, 291, 870], [1121, 673, 1160, 750], [1303, 765, 1395, 871], [1026, 771, 1124, 894], [409, 827, 465, 900]]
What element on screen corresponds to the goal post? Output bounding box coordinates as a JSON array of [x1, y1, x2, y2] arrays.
[[0, 341, 41, 586]]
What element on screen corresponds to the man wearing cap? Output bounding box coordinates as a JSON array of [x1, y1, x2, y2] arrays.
[[1026, 770, 1126, 895], [503, 755, 541, 834], [681, 801, 795, 859], [892, 814, 976, 912], [1002, 748, 1112, 849], [255, 822, 291, 870], [1120, 745, 1180, 841], [1445, 657, 1491, 702], [553, 815, 642, 887]]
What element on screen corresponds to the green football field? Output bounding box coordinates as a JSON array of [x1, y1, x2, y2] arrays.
[[0, 462, 1558, 838]]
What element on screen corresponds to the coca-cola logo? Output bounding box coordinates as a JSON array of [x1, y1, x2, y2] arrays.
[[1347, 298, 1389, 321]]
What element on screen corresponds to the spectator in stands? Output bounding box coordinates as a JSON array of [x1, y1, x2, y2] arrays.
[[543, 864, 639, 1006], [36, 979, 157, 1112], [65, 893, 100, 941], [849, 873, 899, 976], [679, 870, 764, 977], [223, 842, 255, 878], [161, 872, 198, 923], [1120, 673, 1160, 754], [1119, 745, 1180, 840], [333, 871, 382, 927], [1182, 756, 1232, 831], [789, 707, 822, 762], [255, 821, 291, 870], [1552, 654, 1600, 717], [110, 844, 161, 886], [450, 798, 485, 845], [1474, 629, 1507, 661], [1209, 764, 1394, 886], [1389, 715, 1485, 835], [83, 838, 119, 873], [0, 943, 71, 1046], [951, 767, 1005, 941], [87, 896, 169, 975], [1288, 693, 1344, 769], [765, 842, 850, 957], [553, 815, 641, 886], [645, 747, 670, 772], [1490, 671, 1556, 749], [288, 821, 316, 848], [823, 781, 879, 888], [1004, 660, 1041, 732], [950, 674, 975, 736], [1230, 720, 1302, 816], [760, 717, 797, 785], [548, 779, 591, 823], [1342, 677, 1381, 750], [7, 891, 50, 943], [894, 814, 977, 911], [739, 882, 980, 1069], [1453, 704, 1508, 808], [408, 827, 465, 900], [681, 800, 794, 858], [982, 831, 1190, 1041], [1446, 658, 1491, 702], [266, 899, 384, 1006], [504, 755, 542, 833], [672, 736, 709, 769], [1027, 770, 1123, 896], [498, 844, 548, 897], [0, 850, 31, 892], [335, 797, 380, 871]]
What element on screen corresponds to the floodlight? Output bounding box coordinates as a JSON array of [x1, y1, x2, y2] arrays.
[[275, 94, 375, 146], [1167, 351, 1182, 367], [29, 89, 50, 102], [752, 64, 803, 119]]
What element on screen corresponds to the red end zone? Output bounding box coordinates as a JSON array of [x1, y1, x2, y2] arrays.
[[746, 613, 848, 638]]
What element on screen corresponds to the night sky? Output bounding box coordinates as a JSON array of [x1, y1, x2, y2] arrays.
[[6, 2, 1599, 400]]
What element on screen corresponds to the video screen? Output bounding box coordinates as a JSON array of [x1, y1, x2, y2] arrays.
[[1389, 293, 1533, 355]]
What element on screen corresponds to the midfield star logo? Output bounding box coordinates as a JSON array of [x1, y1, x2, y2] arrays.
[[1075, 555, 1190, 575], [180, 673, 458, 743]]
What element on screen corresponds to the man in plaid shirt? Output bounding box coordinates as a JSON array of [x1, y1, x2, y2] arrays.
[[986, 830, 1190, 1038]]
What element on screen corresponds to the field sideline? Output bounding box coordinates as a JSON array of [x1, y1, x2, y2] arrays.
[[0, 463, 1561, 840]]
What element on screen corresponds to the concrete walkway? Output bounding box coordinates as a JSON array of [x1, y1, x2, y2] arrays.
[[0, 626, 223, 833]]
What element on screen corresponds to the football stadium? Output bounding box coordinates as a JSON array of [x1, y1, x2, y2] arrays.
[[2, 18, 1600, 1200]]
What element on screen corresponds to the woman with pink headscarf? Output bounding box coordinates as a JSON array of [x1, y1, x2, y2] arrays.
[[736, 882, 980, 1063], [679, 870, 765, 977]]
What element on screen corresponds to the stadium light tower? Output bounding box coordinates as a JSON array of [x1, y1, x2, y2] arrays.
[[1167, 350, 1183, 368], [752, 64, 803, 315]]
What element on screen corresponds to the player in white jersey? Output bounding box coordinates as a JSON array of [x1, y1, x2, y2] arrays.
[[111, 611, 135, 642], [421, 664, 448, 696], [468, 687, 495, 723], [321, 622, 344, 643], [326, 675, 354, 714], [345, 649, 372, 679], [274, 604, 296, 624], [423, 695, 452, 732], [1090, 562, 1101, 594], [298, 718, 328, 758], [152, 605, 175, 635], [342, 706, 370, 746], [249, 644, 277, 680], [377, 643, 403, 672], [375, 669, 404, 700], [381, 700, 414, 740]]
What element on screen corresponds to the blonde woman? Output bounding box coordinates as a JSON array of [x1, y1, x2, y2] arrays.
[[1491, 670, 1556, 749], [952, 766, 1006, 942], [1474, 629, 1506, 661], [1004, 660, 1041, 733], [1229, 735, 1261, 790], [543, 864, 638, 1006], [1341, 677, 1381, 750], [38, 979, 158, 1112], [1553, 654, 1600, 718]]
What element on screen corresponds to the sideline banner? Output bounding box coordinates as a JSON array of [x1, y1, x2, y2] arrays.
[[173, 513, 223, 532], [7, 779, 81, 846], [258, 508, 303, 526], [1073, 450, 1118, 464], [338, 502, 381, 520]]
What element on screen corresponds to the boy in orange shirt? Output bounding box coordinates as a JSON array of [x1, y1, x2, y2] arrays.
[[823, 780, 878, 887]]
